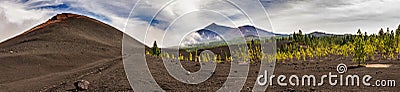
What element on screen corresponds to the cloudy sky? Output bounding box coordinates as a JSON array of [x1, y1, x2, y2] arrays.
[[1, 0, 400, 47]]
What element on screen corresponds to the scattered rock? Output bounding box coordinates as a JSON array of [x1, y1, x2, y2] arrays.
[[246, 87, 251, 90], [310, 87, 316, 91], [211, 72, 216, 76], [98, 67, 104, 72], [376, 71, 383, 74], [51, 13, 80, 20], [285, 88, 295, 92], [74, 80, 90, 90]]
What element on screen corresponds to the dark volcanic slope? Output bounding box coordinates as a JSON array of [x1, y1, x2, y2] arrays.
[[0, 13, 128, 91]]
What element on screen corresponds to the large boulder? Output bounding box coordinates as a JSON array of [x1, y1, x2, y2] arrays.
[[74, 80, 90, 90]]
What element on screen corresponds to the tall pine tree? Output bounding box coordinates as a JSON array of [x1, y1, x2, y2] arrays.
[[151, 41, 161, 56], [353, 29, 366, 66]]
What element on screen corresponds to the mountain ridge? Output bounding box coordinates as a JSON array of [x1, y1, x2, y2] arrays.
[[185, 23, 288, 46], [202, 23, 288, 37]]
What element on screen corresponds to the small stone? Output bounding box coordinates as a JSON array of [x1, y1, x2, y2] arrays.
[[211, 72, 215, 76], [376, 71, 383, 74], [310, 87, 315, 91], [74, 80, 90, 90], [285, 88, 295, 92]]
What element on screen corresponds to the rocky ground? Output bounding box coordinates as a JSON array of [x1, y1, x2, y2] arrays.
[[3, 55, 397, 91]]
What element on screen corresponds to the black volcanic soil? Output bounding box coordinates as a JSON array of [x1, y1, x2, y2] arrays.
[[0, 13, 399, 91]]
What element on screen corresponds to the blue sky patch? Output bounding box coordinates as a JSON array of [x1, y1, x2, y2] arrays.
[[31, 3, 70, 10]]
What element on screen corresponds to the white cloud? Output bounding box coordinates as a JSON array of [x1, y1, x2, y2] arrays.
[[181, 32, 202, 46], [180, 31, 224, 47], [124, 0, 272, 47]]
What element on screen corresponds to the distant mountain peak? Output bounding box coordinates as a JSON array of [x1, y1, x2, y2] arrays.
[[204, 23, 234, 30], [201, 23, 288, 37], [309, 31, 326, 34], [239, 25, 255, 28], [183, 23, 289, 46], [209, 23, 218, 26], [307, 31, 334, 37]]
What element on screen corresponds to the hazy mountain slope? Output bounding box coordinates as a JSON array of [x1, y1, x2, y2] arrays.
[[201, 23, 287, 38], [186, 23, 287, 46]]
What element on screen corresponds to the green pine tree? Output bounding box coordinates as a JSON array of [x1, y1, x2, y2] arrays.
[[353, 29, 366, 66], [151, 41, 161, 56]]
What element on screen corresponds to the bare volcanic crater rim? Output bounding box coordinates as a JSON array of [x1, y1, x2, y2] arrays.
[[23, 13, 82, 34], [23, 13, 114, 35]]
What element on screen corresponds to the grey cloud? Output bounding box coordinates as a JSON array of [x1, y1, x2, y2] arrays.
[[2, 0, 399, 46], [264, 0, 400, 34]]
